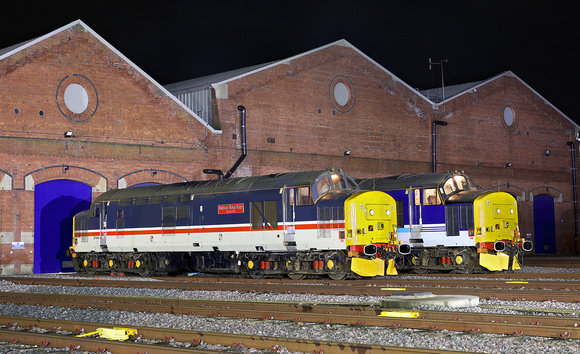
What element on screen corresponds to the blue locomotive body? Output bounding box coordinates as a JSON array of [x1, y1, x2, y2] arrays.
[[70, 170, 399, 279], [358, 172, 532, 273]]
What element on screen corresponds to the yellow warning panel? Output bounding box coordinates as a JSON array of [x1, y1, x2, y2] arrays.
[[76, 327, 138, 341], [379, 311, 419, 318], [351, 257, 385, 277]]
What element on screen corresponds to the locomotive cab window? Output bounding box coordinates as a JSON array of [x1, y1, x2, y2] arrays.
[[296, 187, 312, 206], [316, 176, 331, 195], [423, 188, 441, 205], [330, 173, 346, 189]]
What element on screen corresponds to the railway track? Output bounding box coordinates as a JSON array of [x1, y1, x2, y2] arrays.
[[0, 315, 463, 354], [2, 275, 580, 302], [2, 269, 580, 352], [1, 291, 579, 340]]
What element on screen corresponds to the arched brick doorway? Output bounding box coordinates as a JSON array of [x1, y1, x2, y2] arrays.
[[533, 194, 556, 254], [34, 180, 91, 273]]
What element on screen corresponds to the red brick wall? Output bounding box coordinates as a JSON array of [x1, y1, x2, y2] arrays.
[[214, 45, 578, 255], [1, 28, 577, 273], [0, 23, 229, 273]]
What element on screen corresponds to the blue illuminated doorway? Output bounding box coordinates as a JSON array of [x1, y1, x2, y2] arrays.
[[533, 194, 556, 254], [34, 180, 91, 273]]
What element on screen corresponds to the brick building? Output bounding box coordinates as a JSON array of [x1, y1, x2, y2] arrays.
[[1, 20, 577, 274]]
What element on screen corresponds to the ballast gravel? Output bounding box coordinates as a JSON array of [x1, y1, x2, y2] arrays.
[[1, 266, 580, 353]]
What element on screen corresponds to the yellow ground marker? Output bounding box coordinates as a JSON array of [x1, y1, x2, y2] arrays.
[[76, 327, 138, 341], [378, 311, 419, 318], [505, 281, 529, 284], [381, 288, 406, 291]]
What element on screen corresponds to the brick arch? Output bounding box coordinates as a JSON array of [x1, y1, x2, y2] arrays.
[[0, 169, 13, 190], [23, 165, 107, 192], [489, 183, 526, 201], [117, 169, 187, 188], [529, 186, 563, 202]]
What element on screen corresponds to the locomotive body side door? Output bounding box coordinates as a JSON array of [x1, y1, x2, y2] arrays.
[[283, 187, 297, 250], [99, 202, 108, 250], [409, 188, 423, 243]]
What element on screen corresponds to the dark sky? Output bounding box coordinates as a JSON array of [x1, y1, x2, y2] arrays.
[[2, 0, 578, 122]]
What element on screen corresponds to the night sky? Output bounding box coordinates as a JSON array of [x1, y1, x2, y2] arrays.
[[2, 0, 578, 122]]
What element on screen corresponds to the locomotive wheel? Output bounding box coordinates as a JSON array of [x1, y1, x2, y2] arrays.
[[287, 273, 305, 280], [412, 268, 430, 274], [136, 254, 153, 277], [245, 259, 265, 279], [248, 271, 265, 279], [326, 258, 348, 280], [81, 258, 95, 275], [328, 271, 348, 280]]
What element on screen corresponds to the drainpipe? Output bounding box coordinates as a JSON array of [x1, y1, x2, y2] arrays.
[[203, 105, 247, 179], [432, 120, 447, 173], [567, 141, 578, 254]]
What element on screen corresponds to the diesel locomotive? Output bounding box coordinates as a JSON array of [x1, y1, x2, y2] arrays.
[[69, 170, 399, 279], [357, 172, 533, 273]]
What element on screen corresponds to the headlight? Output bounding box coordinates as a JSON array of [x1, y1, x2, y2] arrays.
[[369, 209, 375, 216], [510, 209, 514, 214], [386, 210, 391, 216], [496, 208, 501, 214]]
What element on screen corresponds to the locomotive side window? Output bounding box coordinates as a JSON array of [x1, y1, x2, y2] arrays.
[[265, 201, 278, 229], [423, 188, 441, 205], [288, 188, 295, 206], [414, 189, 421, 206], [91, 204, 100, 218], [296, 187, 312, 206], [176, 206, 189, 221], [251, 201, 264, 229], [396, 200, 405, 227], [251, 201, 278, 230], [460, 205, 474, 229], [162, 206, 176, 235], [445, 206, 460, 236], [116, 209, 124, 236]]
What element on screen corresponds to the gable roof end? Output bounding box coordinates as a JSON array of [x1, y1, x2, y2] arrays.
[[0, 20, 220, 134]]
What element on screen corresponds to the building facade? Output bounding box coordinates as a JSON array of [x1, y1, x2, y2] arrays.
[[1, 21, 577, 274]]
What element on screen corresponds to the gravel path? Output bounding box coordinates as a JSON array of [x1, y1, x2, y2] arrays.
[[1, 267, 580, 353]]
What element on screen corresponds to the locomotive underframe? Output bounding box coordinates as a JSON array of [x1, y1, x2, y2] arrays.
[[70, 248, 390, 280], [402, 243, 523, 274]]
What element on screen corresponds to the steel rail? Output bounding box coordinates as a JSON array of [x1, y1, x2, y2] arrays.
[[0, 315, 460, 354], [2, 276, 579, 302], [1, 292, 579, 339]]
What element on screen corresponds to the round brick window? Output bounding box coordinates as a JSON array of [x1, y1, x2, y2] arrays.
[[329, 75, 356, 113], [501, 100, 518, 132], [64, 83, 89, 114], [56, 74, 99, 122]]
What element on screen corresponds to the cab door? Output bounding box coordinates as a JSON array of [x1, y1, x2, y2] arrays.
[[99, 202, 108, 250], [283, 187, 297, 249], [409, 188, 423, 237]]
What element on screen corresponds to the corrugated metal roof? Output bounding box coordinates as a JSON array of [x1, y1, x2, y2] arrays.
[[420, 80, 485, 102], [0, 38, 35, 57], [164, 62, 276, 94]]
